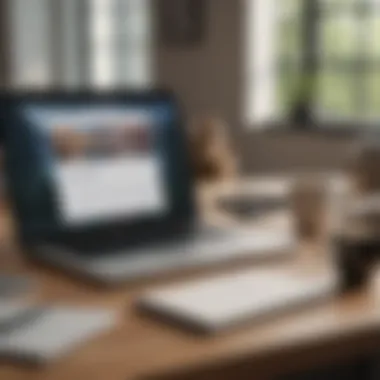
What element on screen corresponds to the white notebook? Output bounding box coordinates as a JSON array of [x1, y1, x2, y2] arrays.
[[0, 307, 116, 364], [139, 268, 338, 333], [0, 300, 37, 329]]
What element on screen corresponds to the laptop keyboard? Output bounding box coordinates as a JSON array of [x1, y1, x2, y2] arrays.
[[37, 227, 296, 284], [85, 229, 295, 281], [60, 225, 227, 254]]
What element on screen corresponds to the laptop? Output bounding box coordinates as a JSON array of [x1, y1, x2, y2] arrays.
[[1, 91, 295, 285]]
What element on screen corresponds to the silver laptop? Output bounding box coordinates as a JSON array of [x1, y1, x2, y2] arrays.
[[2, 91, 295, 285]]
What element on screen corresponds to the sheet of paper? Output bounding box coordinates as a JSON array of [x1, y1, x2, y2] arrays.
[[0, 307, 116, 364]]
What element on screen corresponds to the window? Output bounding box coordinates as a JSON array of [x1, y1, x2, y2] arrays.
[[246, 0, 380, 127], [89, 0, 152, 88], [317, 0, 380, 122], [7, 0, 152, 89]]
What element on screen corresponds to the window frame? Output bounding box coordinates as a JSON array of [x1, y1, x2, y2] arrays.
[[250, 0, 380, 132], [5, 0, 152, 90]]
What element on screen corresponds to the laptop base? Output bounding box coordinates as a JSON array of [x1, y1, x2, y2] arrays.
[[31, 227, 296, 286]]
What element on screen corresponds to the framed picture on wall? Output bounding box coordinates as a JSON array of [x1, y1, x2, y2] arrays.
[[158, 0, 207, 46]]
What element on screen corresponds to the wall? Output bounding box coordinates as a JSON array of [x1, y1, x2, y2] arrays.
[[154, 0, 244, 139], [239, 132, 357, 174], [154, 0, 358, 174]]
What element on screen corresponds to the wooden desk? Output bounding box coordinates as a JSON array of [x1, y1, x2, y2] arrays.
[[1, 176, 380, 380]]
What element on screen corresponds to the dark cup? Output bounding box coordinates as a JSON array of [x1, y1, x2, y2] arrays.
[[334, 236, 375, 292]]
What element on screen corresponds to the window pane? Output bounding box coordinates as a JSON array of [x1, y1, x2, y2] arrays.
[[367, 0, 380, 11], [315, 71, 356, 120], [319, 15, 358, 60], [10, 0, 53, 88], [319, 0, 358, 13], [366, 15, 380, 59], [364, 72, 380, 121], [90, 0, 118, 88], [276, 69, 300, 117], [89, 0, 151, 88], [248, 0, 380, 126], [275, 0, 303, 118], [246, 0, 278, 123], [277, 0, 302, 16], [277, 17, 302, 62], [276, 0, 302, 61]]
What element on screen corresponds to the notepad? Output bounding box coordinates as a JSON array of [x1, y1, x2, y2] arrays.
[[0, 307, 116, 364], [0, 300, 38, 330], [139, 268, 338, 333]]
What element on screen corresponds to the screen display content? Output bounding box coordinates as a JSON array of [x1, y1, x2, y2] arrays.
[[28, 107, 168, 225]]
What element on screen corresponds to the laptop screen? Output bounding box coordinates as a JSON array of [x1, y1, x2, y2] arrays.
[[27, 106, 169, 225], [3, 92, 194, 241]]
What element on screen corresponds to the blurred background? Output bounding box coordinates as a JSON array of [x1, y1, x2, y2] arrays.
[[2, 2, 380, 379], [3, 0, 380, 174]]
